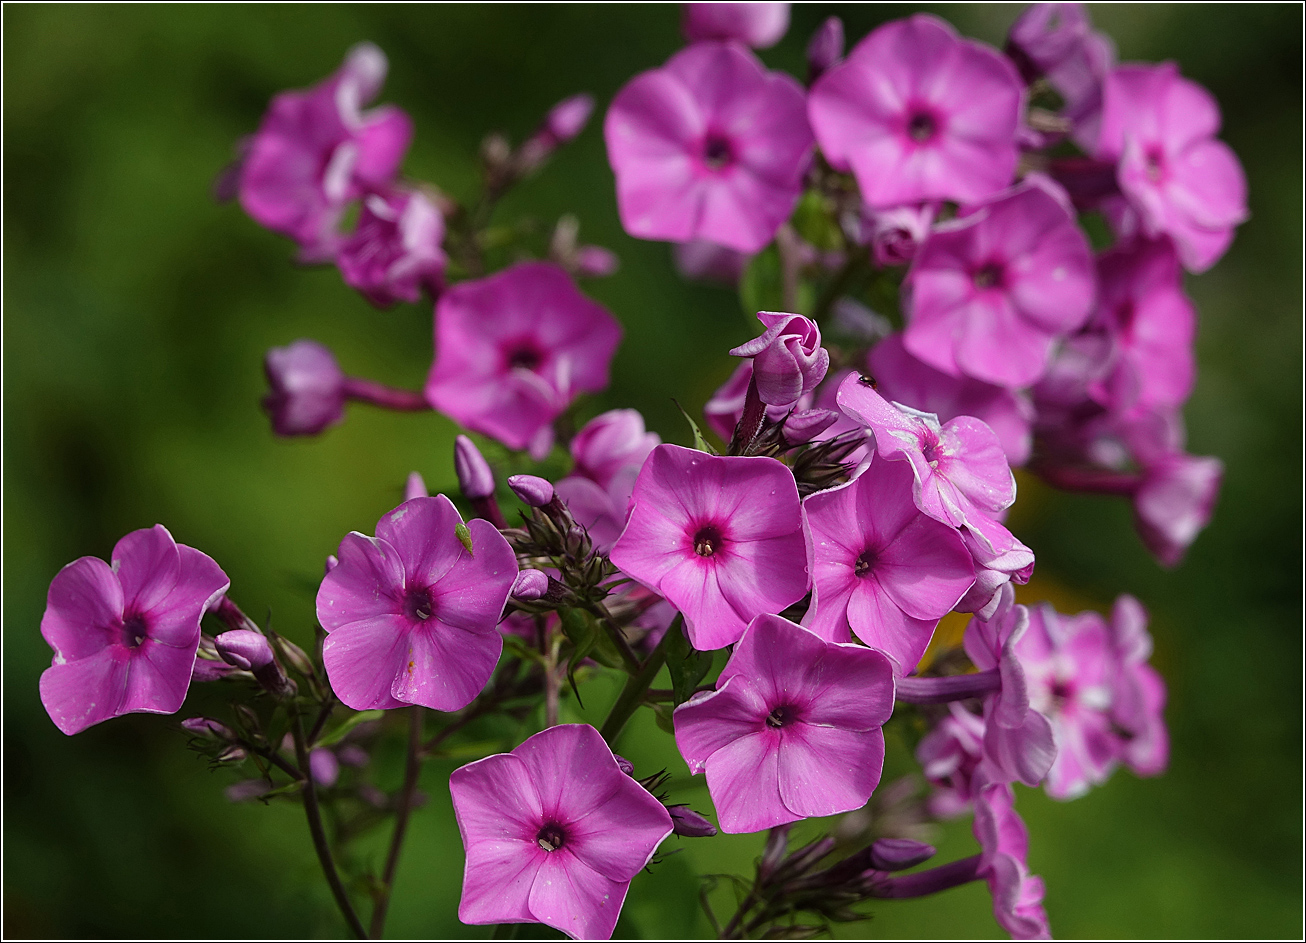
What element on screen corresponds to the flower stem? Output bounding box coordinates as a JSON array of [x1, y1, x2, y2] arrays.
[[895, 670, 1001, 704], [342, 377, 431, 412], [729, 376, 766, 455], [869, 854, 982, 898], [291, 707, 366, 939], [369, 706, 424, 939], [599, 615, 680, 743]]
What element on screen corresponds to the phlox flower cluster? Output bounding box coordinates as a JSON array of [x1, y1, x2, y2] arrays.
[[36, 4, 1238, 940]]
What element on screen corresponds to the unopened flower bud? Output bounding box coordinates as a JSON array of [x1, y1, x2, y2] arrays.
[[216, 744, 249, 764], [867, 204, 935, 267], [613, 754, 636, 776], [215, 629, 274, 671], [807, 16, 844, 81], [325, 554, 339, 574], [225, 779, 270, 803], [337, 745, 370, 768], [508, 474, 555, 508], [683, 2, 791, 49], [1006, 2, 1090, 83], [262, 340, 347, 436], [575, 245, 620, 278], [545, 93, 595, 144], [512, 568, 549, 601], [275, 636, 317, 678], [869, 838, 936, 872], [310, 748, 340, 788], [404, 471, 429, 502], [783, 408, 840, 444], [182, 717, 234, 740], [454, 435, 496, 500], [730, 312, 830, 407], [669, 804, 718, 838]]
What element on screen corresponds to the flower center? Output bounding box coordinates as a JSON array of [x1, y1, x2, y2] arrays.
[[536, 822, 567, 852], [702, 133, 734, 171], [766, 703, 800, 729], [403, 587, 436, 623], [507, 344, 542, 371], [693, 525, 725, 557], [121, 613, 148, 649], [921, 435, 943, 467], [854, 550, 876, 578], [973, 262, 1003, 290], [1144, 147, 1165, 182], [907, 111, 937, 143], [1049, 678, 1075, 706]]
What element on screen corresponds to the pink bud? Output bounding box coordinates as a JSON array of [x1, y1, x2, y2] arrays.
[[508, 474, 555, 507]]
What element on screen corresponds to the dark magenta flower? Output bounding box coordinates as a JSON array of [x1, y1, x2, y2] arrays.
[[804, 457, 975, 675], [972, 780, 1052, 939], [316, 494, 517, 712], [1106, 595, 1169, 777], [610, 444, 810, 650], [1095, 63, 1248, 273], [605, 41, 812, 253], [902, 176, 1095, 388], [809, 15, 1023, 208], [262, 339, 347, 436], [868, 333, 1034, 466], [730, 311, 830, 408], [682, 3, 790, 49], [424, 262, 622, 458], [673, 614, 895, 833], [39, 525, 230, 735], [450, 723, 673, 939], [568, 409, 661, 491], [238, 43, 412, 258], [337, 188, 446, 308]]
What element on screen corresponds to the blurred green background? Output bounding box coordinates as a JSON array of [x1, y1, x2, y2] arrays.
[[4, 3, 1300, 938]]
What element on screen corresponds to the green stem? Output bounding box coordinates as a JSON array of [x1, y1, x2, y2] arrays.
[[369, 706, 424, 938], [599, 615, 681, 743], [292, 708, 367, 939], [584, 601, 642, 675]]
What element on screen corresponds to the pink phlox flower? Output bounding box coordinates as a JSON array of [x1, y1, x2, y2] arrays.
[[424, 262, 622, 458], [262, 339, 347, 436], [673, 614, 895, 833], [1105, 594, 1169, 776], [682, 3, 791, 49], [902, 175, 1096, 388], [954, 511, 1036, 619], [836, 372, 1016, 529], [239, 43, 413, 258], [916, 702, 987, 819], [609, 444, 811, 650], [337, 188, 446, 308], [803, 456, 975, 675], [972, 779, 1052, 939], [730, 311, 830, 408], [1095, 62, 1248, 273], [869, 332, 1034, 466], [1015, 604, 1121, 799], [1089, 237, 1196, 414], [865, 203, 936, 268], [569, 409, 662, 491], [673, 238, 752, 285], [808, 14, 1023, 209], [605, 41, 813, 253], [451, 724, 673, 940], [703, 360, 811, 443], [40, 525, 230, 735], [1132, 449, 1222, 568], [316, 494, 518, 712], [554, 468, 640, 555], [962, 587, 1058, 788]]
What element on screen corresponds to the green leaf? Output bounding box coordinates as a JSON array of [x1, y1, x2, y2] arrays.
[[673, 400, 718, 455], [501, 632, 545, 665], [314, 709, 386, 748], [651, 701, 676, 735], [455, 522, 474, 555], [664, 614, 713, 705]]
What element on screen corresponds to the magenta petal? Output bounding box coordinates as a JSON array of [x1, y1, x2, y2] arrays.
[[375, 496, 466, 589], [458, 839, 542, 927], [777, 724, 884, 819], [40, 650, 129, 735], [876, 514, 975, 619], [112, 525, 182, 615], [704, 729, 790, 833], [321, 615, 410, 710], [41, 556, 124, 662], [451, 751, 544, 844], [660, 559, 748, 650], [145, 545, 230, 648], [430, 518, 520, 631], [316, 532, 405, 631], [567, 781, 676, 881], [674, 680, 769, 773], [512, 724, 624, 821], [389, 619, 500, 712], [846, 578, 938, 675], [122, 639, 200, 714], [528, 852, 629, 941]]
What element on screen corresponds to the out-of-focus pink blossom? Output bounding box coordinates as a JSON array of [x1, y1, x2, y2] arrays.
[[610, 445, 810, 650], [451, 724, 672, 940], [866, 204, 935, 268], [730, 312, 830, 408], [239, 43, 412, 258], [902, 176, 1095, 388], [40, 526, 230, 735], [569, 409, 661, 490], [673, 239, 751, 285], [424, 262, 622, 458], [804, 457, 974, 675], [1106, 595, 1169, 776], [605, 42, 812, 253], [262, 339, 347, 436], [673, 614, 894, 832], [1133, 450, 1223, 568], [972, 780, 1052, 939], [682, 3, 791, 49], [809, 15, 1023, 208], [916, 703, 987, 818], [316, 495, 517, 712], [806, 16, 844, 82], [1095, 62, 1248, 273], [868, 333, 1034, 466], [337, 189, 445, 308]]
